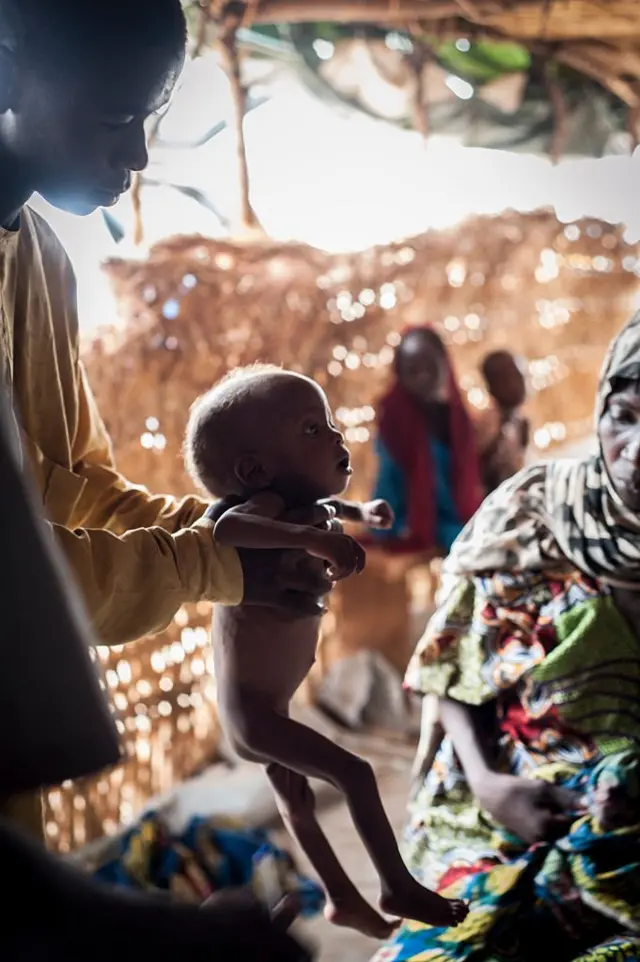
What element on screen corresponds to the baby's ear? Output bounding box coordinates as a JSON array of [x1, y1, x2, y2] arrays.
[[234, 454, 271, 490]]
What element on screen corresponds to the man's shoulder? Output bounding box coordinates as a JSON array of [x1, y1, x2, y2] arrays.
[[20, 205, 74, 274]]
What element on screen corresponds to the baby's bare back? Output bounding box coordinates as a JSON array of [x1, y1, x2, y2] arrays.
[[212, 603, 321, 713]]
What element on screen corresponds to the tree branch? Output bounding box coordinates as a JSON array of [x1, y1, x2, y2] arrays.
[[216, 3, 264, 234], [244, 0, 461, 23], [408, 37, 432, 142], [131, 3, 212, 246], [544, 62, 567, 163]]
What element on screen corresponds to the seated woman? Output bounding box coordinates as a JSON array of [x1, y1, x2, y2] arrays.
[[376, 313, 640, 962], [371, 326, 482, 556]]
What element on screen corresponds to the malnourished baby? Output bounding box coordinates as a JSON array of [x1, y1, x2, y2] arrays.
[[185, 365, 467, 938]]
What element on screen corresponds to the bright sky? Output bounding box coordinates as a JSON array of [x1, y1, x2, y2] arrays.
[[32, 51, 640, 335]]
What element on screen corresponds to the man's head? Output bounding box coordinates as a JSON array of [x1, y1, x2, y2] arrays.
[[0, 0, 186, 215], [185, 366, 352, 505], [481, 350, 526, 411]]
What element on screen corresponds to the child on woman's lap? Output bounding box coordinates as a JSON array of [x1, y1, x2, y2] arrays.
[[185, 364, 468, 938]]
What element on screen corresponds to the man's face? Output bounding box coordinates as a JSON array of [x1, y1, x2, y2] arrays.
[[6, 42, 184, 214]]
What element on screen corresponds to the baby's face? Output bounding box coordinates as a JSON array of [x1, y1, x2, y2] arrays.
[[262, 375, 352, 502]]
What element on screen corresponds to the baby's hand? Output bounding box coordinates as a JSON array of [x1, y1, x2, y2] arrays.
[[308, 531, 366, 580], [362, 499, 394, 530]]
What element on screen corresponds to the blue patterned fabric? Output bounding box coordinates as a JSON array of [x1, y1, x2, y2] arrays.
[[93, 811, 324, 916]]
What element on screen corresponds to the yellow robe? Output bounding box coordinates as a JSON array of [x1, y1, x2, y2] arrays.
[[0, 205, 242, 837]]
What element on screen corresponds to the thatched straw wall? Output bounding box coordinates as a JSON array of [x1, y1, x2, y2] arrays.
[[45, 209, 640, 852]]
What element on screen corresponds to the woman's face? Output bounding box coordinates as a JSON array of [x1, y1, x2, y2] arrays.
[[600, 383, 640, 510], [397, 333, 449, 404]]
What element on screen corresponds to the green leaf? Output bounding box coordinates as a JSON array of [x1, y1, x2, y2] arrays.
[[437, 40, 530, 85]]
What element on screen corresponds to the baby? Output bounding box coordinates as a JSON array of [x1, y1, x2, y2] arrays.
[[185, 365, 467, 938], [476, 350, 529, 494]]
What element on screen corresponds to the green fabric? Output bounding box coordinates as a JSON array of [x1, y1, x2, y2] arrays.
[[532, 596, 640, 754]]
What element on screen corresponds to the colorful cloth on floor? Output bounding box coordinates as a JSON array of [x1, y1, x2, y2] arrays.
[[93, 811, 324, 916], [381, 568, 640, 962]]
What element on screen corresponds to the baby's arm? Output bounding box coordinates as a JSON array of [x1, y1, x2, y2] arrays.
[[214, 493, 365, 579], [323, 498, 394, 530]]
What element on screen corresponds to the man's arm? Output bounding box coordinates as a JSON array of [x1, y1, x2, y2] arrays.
[[49, 519, 242, 646], [71, 362, 207, 535], [0, 378, 121, 793]]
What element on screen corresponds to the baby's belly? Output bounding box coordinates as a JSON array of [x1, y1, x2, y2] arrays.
[[212, 606, 320, 708]]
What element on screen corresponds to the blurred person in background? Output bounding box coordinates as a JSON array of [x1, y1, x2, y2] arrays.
[[370, 326, 482, 557]]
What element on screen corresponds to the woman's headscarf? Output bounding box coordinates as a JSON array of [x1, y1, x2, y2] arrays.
[[377, 326, 482, 553], [445, 312, 640, 588]]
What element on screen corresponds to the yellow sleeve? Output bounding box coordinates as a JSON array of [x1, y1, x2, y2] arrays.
[[61, 368, 243, 643], [71, 362, 207, 535], [21, 211, 242, 644], [50, 518, 242, 646]]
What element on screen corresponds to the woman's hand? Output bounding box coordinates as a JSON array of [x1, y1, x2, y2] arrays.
[[475, 772, 584, 844]]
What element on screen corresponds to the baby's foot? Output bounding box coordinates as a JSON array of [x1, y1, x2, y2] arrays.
[[325, 892, 400, 939], [379, 880, 468, 928]]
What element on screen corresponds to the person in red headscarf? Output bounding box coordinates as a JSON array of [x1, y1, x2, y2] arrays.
[[371, 326, 482, 555]]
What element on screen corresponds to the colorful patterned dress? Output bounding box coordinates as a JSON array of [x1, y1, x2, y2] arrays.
[[375, 569, 640, 962]]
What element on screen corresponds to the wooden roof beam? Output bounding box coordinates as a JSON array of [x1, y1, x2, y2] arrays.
[[223, 1, 463, 26]]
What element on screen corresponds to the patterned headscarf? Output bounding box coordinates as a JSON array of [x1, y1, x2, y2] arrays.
[[444, 311, 640, 588]]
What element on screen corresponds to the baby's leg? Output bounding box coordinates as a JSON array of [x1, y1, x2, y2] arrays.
[[233, 700, 467, 928], [266, 763, 396, 939]]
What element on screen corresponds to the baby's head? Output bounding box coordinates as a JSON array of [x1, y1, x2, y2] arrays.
[[185, 365, 352, 504], [481, 350, 526, 411]]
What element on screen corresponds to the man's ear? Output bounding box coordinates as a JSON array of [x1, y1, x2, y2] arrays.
[[234, 454, 272, 491], [0, 46, 19, 114]]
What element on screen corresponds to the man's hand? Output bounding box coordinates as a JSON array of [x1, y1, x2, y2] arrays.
[[361, 499, 394, 530], [202, 889, 311, 961], [239, 502, 335, 616], [476, 772, 584, 844]]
